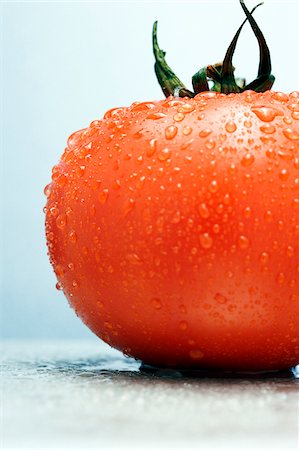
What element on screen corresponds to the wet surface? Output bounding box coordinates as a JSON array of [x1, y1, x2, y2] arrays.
[[2, 340, 299, 449]]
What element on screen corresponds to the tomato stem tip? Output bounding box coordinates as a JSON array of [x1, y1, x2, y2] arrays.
[[153, 0, 275, 97]]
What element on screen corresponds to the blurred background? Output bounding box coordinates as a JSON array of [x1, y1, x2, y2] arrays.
[[2, 0, 298, 340]]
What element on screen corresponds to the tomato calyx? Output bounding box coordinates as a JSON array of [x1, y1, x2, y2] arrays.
[[153, 0, 275, 97]]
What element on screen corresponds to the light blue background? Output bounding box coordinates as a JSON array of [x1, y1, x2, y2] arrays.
[[2, 0, 298, 339]]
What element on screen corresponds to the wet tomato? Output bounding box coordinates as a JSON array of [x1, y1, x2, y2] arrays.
[[45, 1, 299, 371], [45, 90, 299, 371]]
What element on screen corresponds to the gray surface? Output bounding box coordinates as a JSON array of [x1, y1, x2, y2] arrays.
[[1, 340, 299, 450]]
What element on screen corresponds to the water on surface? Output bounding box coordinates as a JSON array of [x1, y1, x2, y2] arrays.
[[1, 340, 299, 449]]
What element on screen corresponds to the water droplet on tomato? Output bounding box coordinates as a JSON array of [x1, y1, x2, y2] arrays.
[[151, 298, 162, 309], [199, 232, 213, 249], [276, 272, 286, 285], [44, 184, 51, 197], [209, 180, 219, 193], [157, 148, 172, 161], [182, 126, 193, 136], [286, 246, 294, 257], [146, 138, 157, 157], [76, 165, 86, 177], [179, 103, 195, 113], [225, 121, 237, 133], [189, 349, 204, 360], [238, 235, 250, 250], [251, 106, 281, 122], [244, 120, 252, 128], [214, 293, 228, 304], [283, 128, 299, 140], [199, 203, 210, 219], [244, 206, 252, 218], [287, 103, 299, 112], [259, 252, 269, 265], [56, 281, 63, 291], [173, 112, 185, 122], [241, 153, 255, 167], [179, 321, 188, 330], [147, 112, 166, 120], [260, 124, 276, 134], [56, 213, 67, 229], [165, 125, 178, 140], [98, 189, 109, 204], [199, 129, 212, 137], [272, 92, 289, 102], [212, 224, 220, 234], [123, 198, 135, 216], [69, 230, 77, 243], [279, 169, 289, 181]]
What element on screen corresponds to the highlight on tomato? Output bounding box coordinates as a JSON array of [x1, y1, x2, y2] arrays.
[[44, 0, 299, 372]]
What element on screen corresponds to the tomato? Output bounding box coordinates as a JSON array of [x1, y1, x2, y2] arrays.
[[45, 1, 299, 371], [45, 90, 299, 371]]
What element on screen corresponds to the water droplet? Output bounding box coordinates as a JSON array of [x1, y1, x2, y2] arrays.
[[206, 139, 216, 150], [212, 224, 220, 234], [199, 232, 213, 249], [157, 148, 172, 161], [286, 246, 294, 257], [251, 106, 281, 122], [225, 121, 237, 133], [55, 281, 63, 291], [199, 129, 212, 138], [289, 293, 299, 301], [173, 112, 185, 122], [291, 111, 299, 120], [199, 203, 210, 219], [279, 168, 289, 181], [98, 189, 109, 204], [209, 180, 219, 193], [146, 139, 157, 157], [76, 165, 86, 177], [244, 206, 252, 218], [165, 125, 178, 140], [72, 280, 79, 288], [214, 293, 228, 304], [259, 252, 269, 265], [293, 198, 299, 209], [264, 210, 273, 222], [294, 158, 299, 169], [68, 262, 74, 271], [147, 112, 166, 120], [238, 235, 250, 250], [189, 349, 204, 360], [179, 103, 195, 114], [123, 198, 135, 216], [244, 120, 252, 128], [276, 272, 286, 285], [151, 298, 162, 309], [69, 230, 77, 243], [287, 103, 299, 112], [179, 321, 188, 330], [44, 183, 51, 197], [272, 92, 289, 102], [241, 153, 255, 167], [56, 213, 67, 229], [260, 124, 276, 134], [182, 126, 193, 136], [126, 253, 142, 266], [283, 128, 299, 140]]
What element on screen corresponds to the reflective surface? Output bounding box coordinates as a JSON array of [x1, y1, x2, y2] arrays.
[[2, 340, 299, 449]]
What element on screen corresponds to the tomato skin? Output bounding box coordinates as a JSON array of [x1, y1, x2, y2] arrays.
[[45, 90, 299, 371]]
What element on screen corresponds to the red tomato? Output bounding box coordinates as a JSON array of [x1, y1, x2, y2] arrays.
[[45, 90, 299, 371]]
